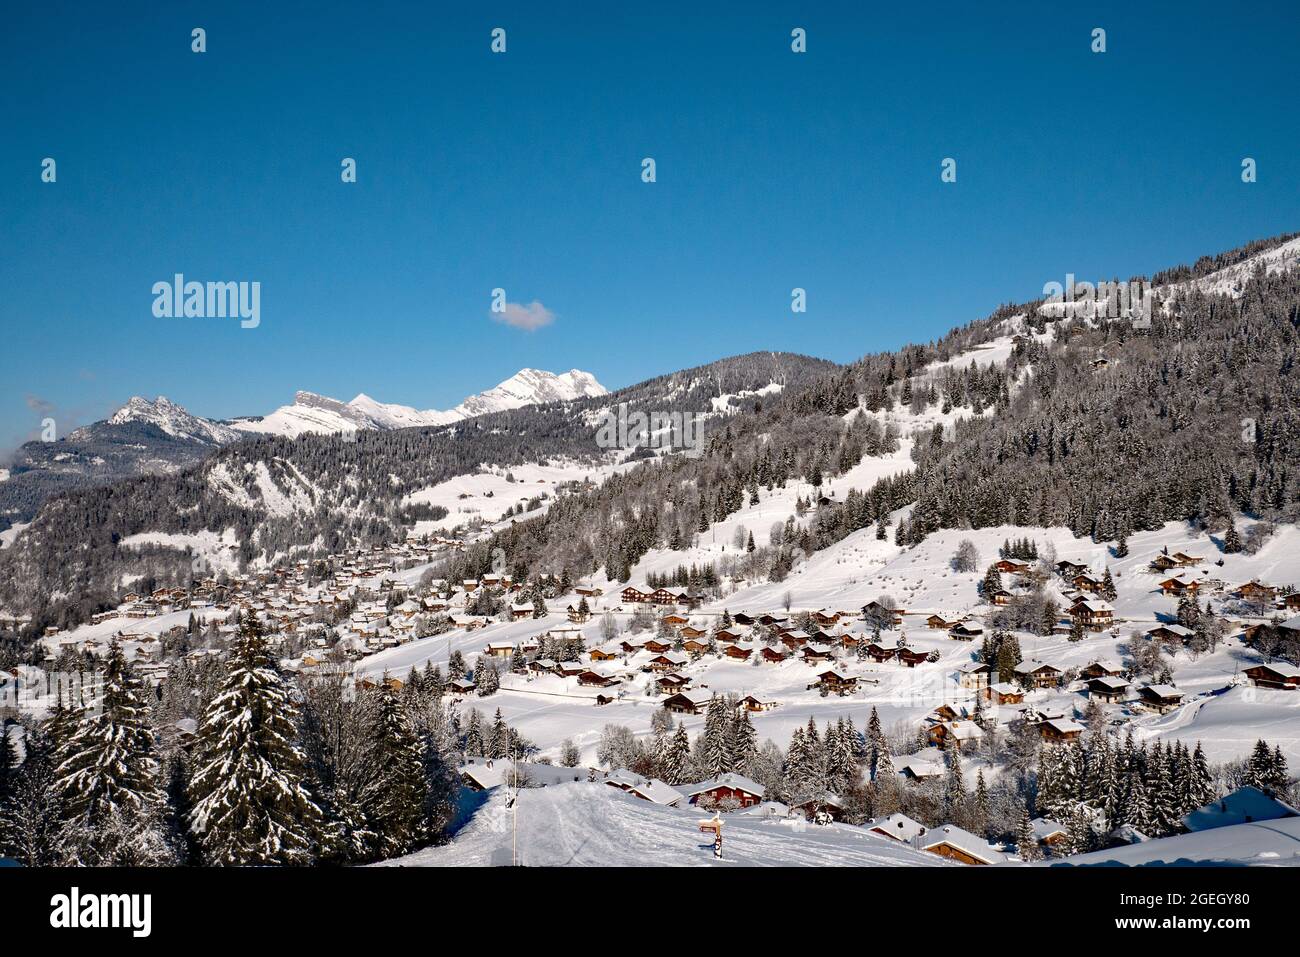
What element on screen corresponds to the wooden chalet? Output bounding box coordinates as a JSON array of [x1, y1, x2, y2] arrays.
[[1087, 676, 1130, 703], [663, 690, 713, 715], [1072, 573, 1102, 594], [989, 682, 1025, 705], [811, 668, 858, 696], [656, 673, 690, 694], [1056, 560, 1088, 579], [1237, 580, 1278, 602], [1015, 660, 1062, 689], [1244, 663, 1300, 690], [1080, 658, 1125, 679], [897, 647, 929, 668], [1158, 576, 1199, 597], [800, 643, 834, 664], [918, 825, 1001, 866], [949, 621, 985, 640], [1070, 598, 1114, 631], [926, 613, 964, 630], [685, 773, 765, 810], [759, 646, 789, 664], [1146, 624, 1194, 644], [723, 643, 754, 662], [738, 694, 776, 713], [577, 670, 620, 688], [1039, 718, 1085, 744], [866, 639, 899, 663], [1137, 684, 1185, 714], [995, 559, 1031, 574]]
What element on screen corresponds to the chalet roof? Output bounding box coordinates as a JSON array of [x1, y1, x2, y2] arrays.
[[919, 824, 1003, 865], [1148, 624, 1193, 637], [896, 754, 945, 778], [460, 758, 588, 790], [1088, 657, 1125, 672], [1247, 661, 1300, 679], [1030, 817, 1067, 841], [867, 813, 928, 842], [625, 778, 684, 806], [1014, 658, 1061, 675], [1183, 786, 1300, 832], [1141, 684, 1183, 700], [957, 660, 991, 674], [1072, 599, 1114, 613], [1042, 718, 1085, 735], [989, 682, 1022, 695], [685, 773, 766, 799], [1089, 676, 1130, 692]]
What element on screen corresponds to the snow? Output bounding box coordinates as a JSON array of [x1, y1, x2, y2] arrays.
[[119, 528, 242, 575], [0, 521, 31, 550], [1049, 814, 1300, 867], [106, 395, 243, 444], [229, 369, 607, 438], [381, 781, 948, 867], [401, 459, 628, 535]]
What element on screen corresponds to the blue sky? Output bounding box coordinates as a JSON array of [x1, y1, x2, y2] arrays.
[[2, 1, 1298, 452]]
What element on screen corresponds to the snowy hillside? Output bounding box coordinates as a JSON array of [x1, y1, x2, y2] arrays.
[[384, 782, 946, 867]]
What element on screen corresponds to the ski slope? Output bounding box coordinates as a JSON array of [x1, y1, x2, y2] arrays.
[[382, 781, 948, 867]]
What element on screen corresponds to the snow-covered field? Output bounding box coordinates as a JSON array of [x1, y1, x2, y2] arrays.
[[383, 781, 946, 867]]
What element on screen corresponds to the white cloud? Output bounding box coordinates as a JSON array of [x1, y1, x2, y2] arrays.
[[491, 300, 556, 332]]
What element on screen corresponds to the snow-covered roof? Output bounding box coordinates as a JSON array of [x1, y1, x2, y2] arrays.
[[1015, 658, 1060, 674], [1030, 817, 1067, 841], [918, 824, 1003, 864], [866, 812, 927, 842], [626, 778, 684, 806], [1142, 684, 1183, 699], [460, 758, 589, 790], [1043, 718, 1085, 735], [1089, 676, 1129, 691], [1249, 661, 1300, 679], [685, 773, 766, 798], [1182, 786, 1300, 832]]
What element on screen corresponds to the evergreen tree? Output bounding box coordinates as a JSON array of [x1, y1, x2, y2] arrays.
[[188, 620, 322, 865], [0, 722, 63, 866], [53, 639, 172, 864], [701, 697, 731, 778], [663, 723, 691, 785], [730, 709, 758, 775], [1016, 807, 1041, 862], [361, 682, 429, 857]]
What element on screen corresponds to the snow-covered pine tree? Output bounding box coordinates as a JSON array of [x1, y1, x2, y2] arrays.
[[701, 696, 731, 778], [53, 638, 172, 865], [1016, 807, 1040, 862], [188, 619, 322, 866], [663, 723, 691, 785], [0, 721, 62, 866], [1101, 568, 1117, 602], [360, 681, 429, 858], [729, 708, 758, 775]]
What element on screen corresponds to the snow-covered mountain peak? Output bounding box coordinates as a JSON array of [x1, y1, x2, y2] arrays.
[[454, 368, 608, 418], [228, 368, 607, 438], [106, 396, 243, 445]]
